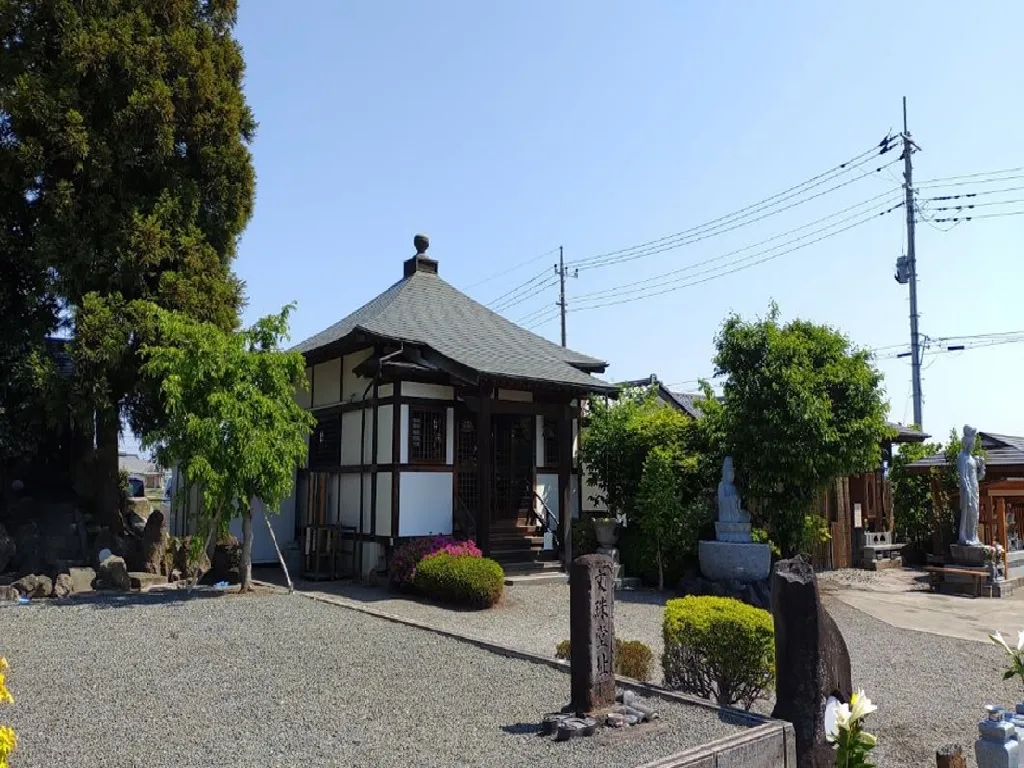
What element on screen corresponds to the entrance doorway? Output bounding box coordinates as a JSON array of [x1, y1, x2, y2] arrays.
[[493, 414, 535, 525]]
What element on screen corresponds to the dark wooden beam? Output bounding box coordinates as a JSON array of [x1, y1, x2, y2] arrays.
[[558, 404, 573, 568], [476, 386, 493, 556], [461, 396, 566, 419], [392, 386, 402, 538], [408, 347, 480, 387]]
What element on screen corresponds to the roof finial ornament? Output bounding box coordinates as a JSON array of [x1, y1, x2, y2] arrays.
[[414, 233, 429, 255]]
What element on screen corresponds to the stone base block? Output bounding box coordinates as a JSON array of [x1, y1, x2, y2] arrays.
[[596, 547, 619, 565], [678, 572, 771, 610], [715, 522, 752, 543], [950, 543, 991, 566], [698, 540, 772, 582]]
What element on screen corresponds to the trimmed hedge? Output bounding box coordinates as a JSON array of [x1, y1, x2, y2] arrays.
[[390, 536, 482, 589], [662, 595, 774, 710], [412, 553, 504, 609], [554, 638, 655, 682]]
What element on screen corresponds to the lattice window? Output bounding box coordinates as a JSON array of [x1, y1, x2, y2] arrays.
[[409, 407, 446, 464], [542, 416, 560, 468], [309, 416, 341, 467]]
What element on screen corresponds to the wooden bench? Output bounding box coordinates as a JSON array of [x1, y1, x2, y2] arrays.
[[924, 566, 988, 597]]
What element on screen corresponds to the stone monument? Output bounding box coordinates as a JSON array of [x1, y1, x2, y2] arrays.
[[771, 557, 853, 768], [569, 554, 616, 714], [951, 425, 990, 566], [697, 457, 772, 582]]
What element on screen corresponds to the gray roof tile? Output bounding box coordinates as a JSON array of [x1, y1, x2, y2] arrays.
[[293, 270, 614, 392]]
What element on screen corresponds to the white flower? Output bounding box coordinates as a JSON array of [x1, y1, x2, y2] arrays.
[[824, 696, 841, 742], [991, 631, 1011, 653], [849, 690, 878, 722], [1016, 631, 1024, 652]]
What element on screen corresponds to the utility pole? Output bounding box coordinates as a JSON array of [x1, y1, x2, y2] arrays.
[[555, 246, 577, 348], [902, 96, 924, 429]]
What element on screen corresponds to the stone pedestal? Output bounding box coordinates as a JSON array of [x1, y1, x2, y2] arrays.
[[698, 540, 772, 582], [715, 521, 752, 542], [976, 711, 1019, 768], [950, 543, 990, 566], [569, 554, 616, 714]]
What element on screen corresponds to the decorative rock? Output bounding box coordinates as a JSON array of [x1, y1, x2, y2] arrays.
[[605, 712, 628, 728], [556, 719, 587, 741], [13, 521, 44, 575], [68, 567, 96, 593], [677, 572, 772, 610], [129, 572, 168, 591], [771, 557, 852, 768], [97, 555, 131, 591], [0, 523, 15, 573], [541, 712, 571, 735], [624, 699, 658, 721], [52, 572, 73, 598], [12, 573, 53, 598], [569, 554, 616, 714], [0, 585, 18, 602], [141, 510, 168, 575]]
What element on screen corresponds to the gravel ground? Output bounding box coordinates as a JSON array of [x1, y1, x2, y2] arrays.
[[1, 592, 750, 768], [279, 577, 669, 682], [282, 574, 1022, 767]]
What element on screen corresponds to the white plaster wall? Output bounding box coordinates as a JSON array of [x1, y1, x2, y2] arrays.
[[498, 389, 533, 402], [360, 541, 385, 578], [338, 474, 361, 528], [375, 471, 392, 537], [312, 358, 342, 408], [399, 473, 453, 536], [342, 349, 373, 401], [379, 383, 394, 398], [446, 407, 455, 464], [536, 472, 559, 551], [295, 367, 312, 409], [228, 496, 296, 565], [572, 418, 579, 459], [402, 382, 454, 400], [399, 405, 410, 463], [377, 404, 394, 464], [340, 411, 362, 465]]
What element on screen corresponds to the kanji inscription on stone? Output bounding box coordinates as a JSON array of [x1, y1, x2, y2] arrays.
[[570, 553, 616, 714]]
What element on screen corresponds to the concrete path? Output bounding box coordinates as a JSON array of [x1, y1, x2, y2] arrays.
[[821, 568, 1024, 645]]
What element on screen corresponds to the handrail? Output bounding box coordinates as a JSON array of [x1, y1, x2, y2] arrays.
[[532, 491, 562, 551]]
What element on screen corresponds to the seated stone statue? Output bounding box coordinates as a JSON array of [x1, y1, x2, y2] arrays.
[[717, 456, 751, 525]]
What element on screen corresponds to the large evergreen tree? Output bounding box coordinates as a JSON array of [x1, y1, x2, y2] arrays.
[[0, 0, 255, 526]]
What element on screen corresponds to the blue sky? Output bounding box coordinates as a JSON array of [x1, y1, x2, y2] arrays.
[[202, 1, 1024, 450]]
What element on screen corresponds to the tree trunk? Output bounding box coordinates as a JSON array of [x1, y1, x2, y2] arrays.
[[656, 531, 664, 591], [239, 506, 253, 592], [263, 506, 294, 593], [96, 407, 123, 533]]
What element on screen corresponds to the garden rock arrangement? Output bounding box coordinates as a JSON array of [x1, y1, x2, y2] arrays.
[[542, 691, 659, 741], [677, 571, 771, 610]]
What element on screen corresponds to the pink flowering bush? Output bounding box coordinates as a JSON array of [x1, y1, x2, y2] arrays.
[[390, 535, 482, 589]]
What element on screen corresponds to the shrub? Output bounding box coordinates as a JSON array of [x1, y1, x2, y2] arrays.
[[0, 656, 15, 768], [662, 595, 774, 710], [571, 518, 598, 560], [390, 535, 482, 589], [617, 639, 655, 682], [412, 553, 504, 608], [553, 638, 655, 682]]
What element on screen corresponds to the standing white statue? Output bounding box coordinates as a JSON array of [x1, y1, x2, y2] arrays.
[[958, 425, 986, 546], [717, 457, 750, 523]]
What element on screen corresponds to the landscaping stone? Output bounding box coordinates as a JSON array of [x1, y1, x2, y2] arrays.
[[129, 572, 168, 591], [204, 537, 242, 584], [68, 567, 97, 593], [0, 523, 15, 573], [13, 573, 53, 598], [171, 537, 210, 582], [569, 554, 616, 714], [678, 571, 772, 610], [771, 556, 852, 768], [0, 585, 18, 602], [97, 555, 130, 591], [141, 510, 168, 575], [93, 528, 125, 566], [52, 572, 73, 598], [13, 521, 44, 575]]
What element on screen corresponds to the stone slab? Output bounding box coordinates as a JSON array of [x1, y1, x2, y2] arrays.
[[950, 543, 990, 566], [129, 572, 169, 591], [698, 540, 771, 582]]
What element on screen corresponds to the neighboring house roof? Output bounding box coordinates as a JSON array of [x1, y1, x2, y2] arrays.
[[906, 432, 1024, 472], [293, 239, 615, 394], [618, 375, 715, 418], [119, 453, 160, 476]]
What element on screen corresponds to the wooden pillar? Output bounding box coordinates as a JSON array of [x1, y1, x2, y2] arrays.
[[558, 404, 573, 568], [476, 386, 492, 557], [998, 496, 1009, 576]]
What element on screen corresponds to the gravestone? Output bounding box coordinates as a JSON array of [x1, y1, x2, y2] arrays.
[[771, 556, 852, 768], [569, 554, 616, 714]]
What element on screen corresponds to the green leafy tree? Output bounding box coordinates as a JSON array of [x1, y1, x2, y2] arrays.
[[712, 303, 890, 557], [140, 305, 314, 592], [889, 437, 942, 549], [0, 0, 256, 527]]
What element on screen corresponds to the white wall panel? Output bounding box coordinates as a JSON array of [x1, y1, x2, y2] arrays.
[[312, 358, 342, 408], [398, 473, 453, 536], [498, 389, 533, 402], [342, 349, 373, 402], [402, 382, 454, 400]]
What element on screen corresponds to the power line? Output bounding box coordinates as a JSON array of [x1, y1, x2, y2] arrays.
[[487, 270, 557, 311], [569, 143, 899, 271], [464, 247, 560, 291], [932, 198, 1024, 212], [924, 184, 1024, 202], [568, 199, 903, 308], [915, 166, 1024, 186], [932, 209, 1024, 224]]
